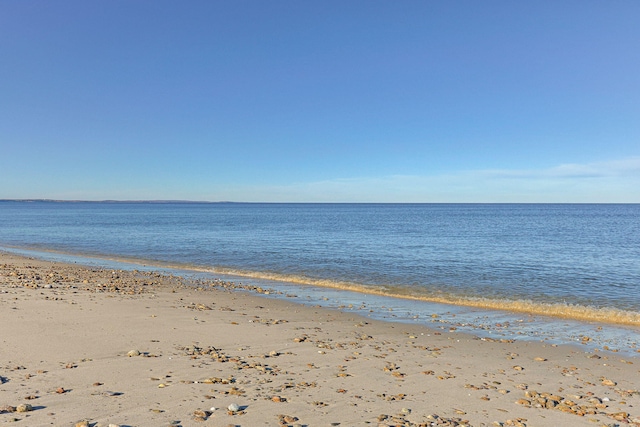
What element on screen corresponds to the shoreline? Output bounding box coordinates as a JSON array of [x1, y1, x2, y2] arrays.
[[2, 245, 640, 357], [6, 243, 640, 326], [1, 251, 639, 426]]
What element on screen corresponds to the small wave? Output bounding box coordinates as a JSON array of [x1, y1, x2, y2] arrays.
[[3, 245, 639, 327], [199, 267, 640, 327]]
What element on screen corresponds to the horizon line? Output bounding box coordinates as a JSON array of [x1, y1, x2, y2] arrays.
[[1, 199, 638, 205]]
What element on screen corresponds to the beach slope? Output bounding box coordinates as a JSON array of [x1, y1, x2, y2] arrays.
[[1, 252, 639, 426]]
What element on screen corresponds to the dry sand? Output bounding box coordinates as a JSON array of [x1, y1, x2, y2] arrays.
[[1, 251, 639, 427]]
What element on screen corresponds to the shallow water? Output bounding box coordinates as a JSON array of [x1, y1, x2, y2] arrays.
[[1, 201, 638, 354], [2, 246, 639, 357]]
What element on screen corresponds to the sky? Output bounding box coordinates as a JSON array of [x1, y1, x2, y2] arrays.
[[1, 1, 639, 202]]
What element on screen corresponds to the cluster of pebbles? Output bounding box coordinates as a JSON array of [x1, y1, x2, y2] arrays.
[[376, 412, 487, 427], [0, 404, 33, 414], [515, 389, 640, 424], [0, 262, 181, 295], [1, 259, 294, 299]]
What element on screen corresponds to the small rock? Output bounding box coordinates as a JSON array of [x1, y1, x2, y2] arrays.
[[16, 403, 32, 413], [127, 350, 140, 357], [193, 409, 210, 421], [75, 422, 89, 427], [610, 412, 629, 421], [278, 414, 298, 424], [227, 403, 240, 412]]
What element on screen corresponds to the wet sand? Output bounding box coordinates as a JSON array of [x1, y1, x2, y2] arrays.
[[1, 251, 639, 427]]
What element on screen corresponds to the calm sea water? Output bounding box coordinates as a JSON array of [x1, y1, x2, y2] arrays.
[[1, 201, 639, 352]]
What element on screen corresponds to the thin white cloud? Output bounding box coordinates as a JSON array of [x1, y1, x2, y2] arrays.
[[28, 156, 636, 202], [478, 157, 640, 179], [214, 156, 640, 203]]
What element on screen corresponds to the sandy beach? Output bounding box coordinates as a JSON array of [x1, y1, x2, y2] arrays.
[[1, 251, 639, 427]]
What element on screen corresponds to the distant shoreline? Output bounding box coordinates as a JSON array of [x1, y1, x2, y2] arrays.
[[1, 199, 638, 205], [0, 199, 234, 204]]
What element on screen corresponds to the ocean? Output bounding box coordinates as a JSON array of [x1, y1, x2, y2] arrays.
[[1, 201, 639, 354]]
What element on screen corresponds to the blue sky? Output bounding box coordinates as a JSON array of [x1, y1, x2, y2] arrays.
[[1, 1, 639, 202]]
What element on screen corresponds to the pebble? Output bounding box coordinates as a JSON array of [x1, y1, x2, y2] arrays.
[[193, 409, 210, 421], [15, 403, 32, 412], [278, 414, 298, 424], [227, 403, 240, 412], [127, 349, 141, 357]]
